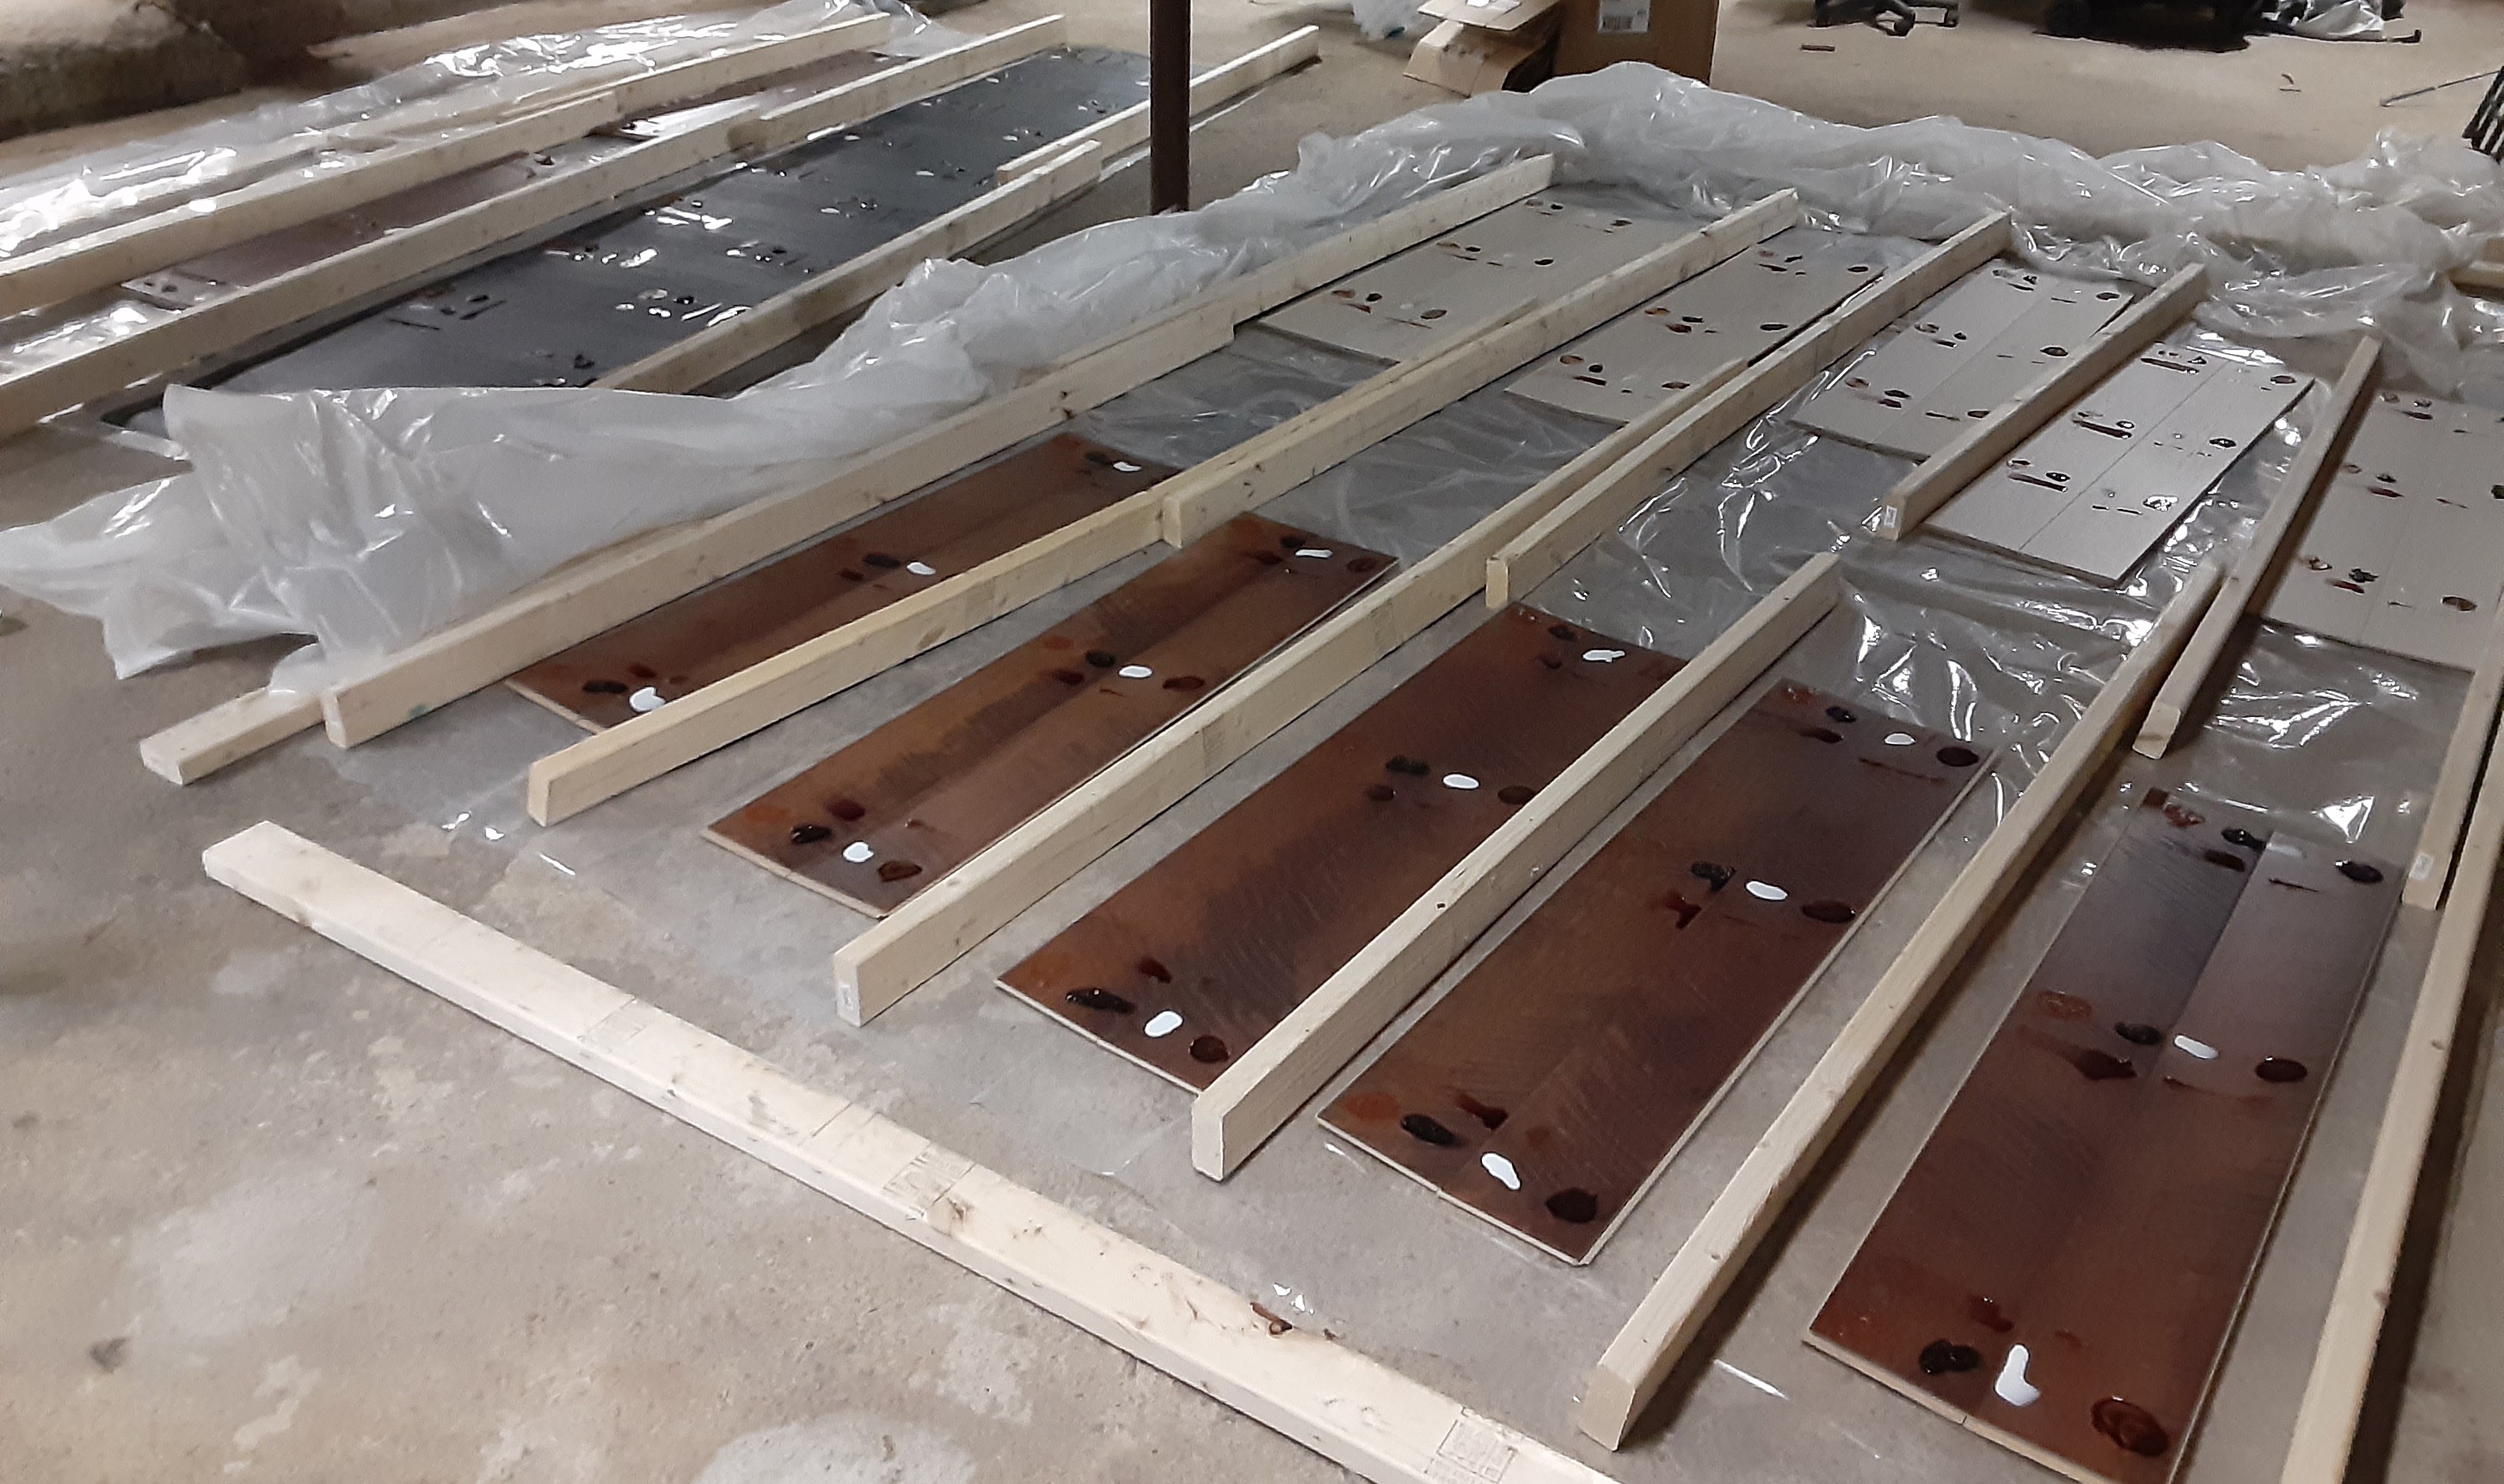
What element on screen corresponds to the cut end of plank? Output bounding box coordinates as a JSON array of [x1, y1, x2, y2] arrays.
[[1573, 1369, 1642, 1450], [1189, 1100, 1234, 1181], [1484, 555, 1511, 609], [141, 687, 324, 785], [2131, 700, 2183, 760]]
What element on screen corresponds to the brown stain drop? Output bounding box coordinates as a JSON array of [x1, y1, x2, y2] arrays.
[[876, 860, 920, 884], [1250, 1301, 1294, 1336], [1341, 1090, 1398, 1122], [1050, 667, 1087, 686], [1162, 674, 1206, 692], [1386, 755, 1431, 777], [1801, 726, 1845, 744], [582, 678, 628, 695], [1453, 1092, 1508, 1130], [862, 553, 901, 569], [1348, 556, 1382, 573], [1364, 783, 1397, 802], [1401, 1113, 1459, 1146], [2037, 990, 2092, 1020], [2337, 860, 2384, 884], [1084, 649, 1117, 668], [2115, 1021, 2162, 1046], [2091, 1398, 2172, 1456], [2255, 1056, 2308, 1082], [1546, 1188, 1600, 1224], [2071, 1048, 2138, 1082], [1136, 956, 1173, 983], [1064, 987, 1133, 1013], [789, 823, 832, 846], [1659, 891, 1702, 928], [2202, 848, 2249, 872], [1497, 785, 1536, 805], [1802, 899, 1857, 924], [1548, 624, 1578, 641], [1691, 861, 1735, 891], [1938, 745, 1981, 768], [2222, 827, 2263, 849], [1969, 1295, 2016, 1334], [1919, 1340, 1983, 1375], [2162, 801, 2205, 828], [627, 663, 658, 680], [826, 798, 867, 822], [1189, 1034, 1229, 1064], [1826, 705, 1857, 724]]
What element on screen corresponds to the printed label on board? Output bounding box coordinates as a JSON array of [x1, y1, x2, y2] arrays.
[[1597, 0, 1651, 32]]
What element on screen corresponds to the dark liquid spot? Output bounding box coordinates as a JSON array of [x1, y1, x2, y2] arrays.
[[1969, 1295, 2015, 1334], [1050, 667, 1086, 685], [2037, 990, 2092, 1020], [2072, 1048, 2138, 1082], [582, 678, 629, 695], [1454, 1092, 1508, 1129], [862, 552, 902, 569], [2091, 1398, 2172, 1456], [1546, 1188, 1600, 1224], [1189, 1035, 1229, 1064], [1162, 675, 1206, 692], [1387, 755, 1431, 776], [2337, 860, 2383, 884], [1065, 988, 1133, 1013], [2162, 802, 2205, 828], [1253, 550, 1282, 566], [840, 567, 865, 581], [1800, 726, 1844, 744], [827, 798, 866, 822], [2203, 848, 2248, 871], [1401, 1113, 1459, 1146], [1801, 899, 1857, 924], [1691, 861, 1735, 891], [1938, 745, 1980, 768], [627, 664, 658, 681], [2115, 1021, 2162, 1046], [1083, 450, 1113, 466], [1365, 783, 1396, 802], [1826, 705, 1857, 724], [1136, 957, 1172, 983], [790, 823, 832, 845], [1348, 556, 1382, 573], [1549, 624, 1577, 641], [1497, 785, 1536, 805], [1280, 534, 1308, 549], [2256, 1057, 2308, 1082], [1919, 1340, 1982, 1375], [1084, 649, 1117, 669], [1660, 891, 1702, 928], [2222, 827, 2263, 849], [1538, 654, 1563, 669], [876, 860, 920, 883]]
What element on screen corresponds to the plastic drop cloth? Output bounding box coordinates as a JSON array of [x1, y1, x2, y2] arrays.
[[8, 64, 2504, 687], [0, 0, 900, 259]]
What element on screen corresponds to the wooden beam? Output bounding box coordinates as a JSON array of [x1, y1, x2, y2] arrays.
[[1573, 557, 2224, 1450], [2277, 688, 2504, 1483], [566, 12, 891, 127], [200, 821, 1615, 1484], [1157, 190, 1803, 547], [138, 686, 325, 784], [1190, 553, 1842, 1178], [728, 17, 1067, 155], [829, 318, 1745, 1026], [1484, 213, 2014, 609], [2132, 335, 2383, 761], [1877, 264, 2208, 540], [993, 27, 1322, 183], [2404, 602, 2504, 910], [2453, 260, 2504, 296], [597, 139, 1102, 394], [149, 154, 1557, 785]]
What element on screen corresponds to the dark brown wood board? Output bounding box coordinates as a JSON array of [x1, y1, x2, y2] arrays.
[[1320, 683, 1988, 1264], [999, 606, 1681, 1089], [508, 433, 1179, 729], [706, 514, 1394, 915], [1808, 787, 2400, 1484]]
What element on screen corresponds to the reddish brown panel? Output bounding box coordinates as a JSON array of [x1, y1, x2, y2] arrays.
[[999, 606, 1681, 1089], [706, 514, 1393, 915], [1321, 684, 1986, 1264], [508, 433, 1179, 729], [1810, 789, 2400, 1484]]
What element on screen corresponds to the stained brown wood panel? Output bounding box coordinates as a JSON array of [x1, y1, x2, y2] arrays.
[[508, 433, 1179, 729], [1809, 788, 2400, 1484], [706, 514, 1393, 915], [1321, 683, 1986, 1263], [1000, 606, 1680, 1089]]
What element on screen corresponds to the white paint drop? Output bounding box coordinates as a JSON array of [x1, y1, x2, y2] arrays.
[[1884, 731, 1917, 746], [1481, 1152, 1521, 1190], [2175, 1034, 2219, 1059], [1113, 460, 1141, 472], [1443, 774, 1480, 790], [1582, 648, 1626, 663], [481, 825, 504, 841], [1745, 881, 1788, 901], [1118, 664, 1153, 679], [1295, 547, 1334, 558], [905, 560, 937, 576], [627, 686, 664, 712], [1143, 1010, 1183, 1038], [841, 841, 874, 863], [1993, 1344, 2041, 1406]]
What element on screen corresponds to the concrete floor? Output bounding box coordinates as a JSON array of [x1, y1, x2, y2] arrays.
[[6, 2, 2504, 1482]]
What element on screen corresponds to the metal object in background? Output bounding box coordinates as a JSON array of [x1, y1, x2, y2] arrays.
[[2470, 70, 2504, 157], [1152, 0, 1190, 211]]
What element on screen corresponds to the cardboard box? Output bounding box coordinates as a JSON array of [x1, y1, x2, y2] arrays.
[[1551, 0, 1715, 81], [1404, 12, 1560, 95], [1417, 0, 1563, 33]]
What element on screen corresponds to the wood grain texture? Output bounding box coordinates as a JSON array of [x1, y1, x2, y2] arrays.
[[1322, 682, 1983, 1262], [708, 514, 1391, 915], [1001, 606, 1677, 1089], [1811, 789, 2398, 1484]]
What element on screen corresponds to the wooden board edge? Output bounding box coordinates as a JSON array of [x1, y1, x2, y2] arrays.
[[138, 686, 325, 785], [994, 26, 1322, 183], [2404, 603, 2504, 909]]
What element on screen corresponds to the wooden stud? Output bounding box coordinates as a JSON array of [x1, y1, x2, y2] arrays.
[[831, 323, 1743, 1026], [1484, 213, 2014, 609], [1573, 557, 2224, 1451], [2133, 335, 2384, 761], [141, 155, 1559, 787], [527, 12, 891, 133], [200, 821, 1613, 1484], [1877, 263, 2209, 540], [992, 27, 1322, 183], [1156, 190, 1804, 547], [1189, 553, 1842, 1178], [2453, 261, 2504, 296], [728, 17, 1068, 154], [138, 686, 326, 784], [2403, 600, 2504, 910], [2277, 686, 2504, 1482]]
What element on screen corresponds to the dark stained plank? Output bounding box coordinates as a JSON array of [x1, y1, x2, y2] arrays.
[[508, 433, 1179, 729], [1321, 683, 1987, 1264], [1810, 788, 2400, 1484], [706, 514, 1393, 915], [1000, 606, 1681, 1089]]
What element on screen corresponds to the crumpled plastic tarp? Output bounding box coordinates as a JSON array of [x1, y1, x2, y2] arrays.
[[5, 64, 2504, 687]]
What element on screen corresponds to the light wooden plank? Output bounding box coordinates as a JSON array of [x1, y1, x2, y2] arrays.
[[829, 329, 1748, 1026], [2133, 335, 2383, 760], [1157, 190, 1804, 547], [151, 154, 1556, 785], [138, 686, 325, 784], [1574, 557, 2225, 1450], [200, 821, 1616, 1484], [2403, 600, 2504, 909], [583, 12, 891, 126], [2453, 261, 2504, 296], [727, 16, 1067, 155], [1190, 554, 1842, 1178], [1876, 264, 2208, 540], [1484, 213, 2014, 609], [993, 27, 1321, 183], [2277, 684, 2504, 1482]]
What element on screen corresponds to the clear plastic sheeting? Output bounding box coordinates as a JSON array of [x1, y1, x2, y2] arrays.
[[0, 0, 890, 259], [2256, 0, 2390, 41]]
